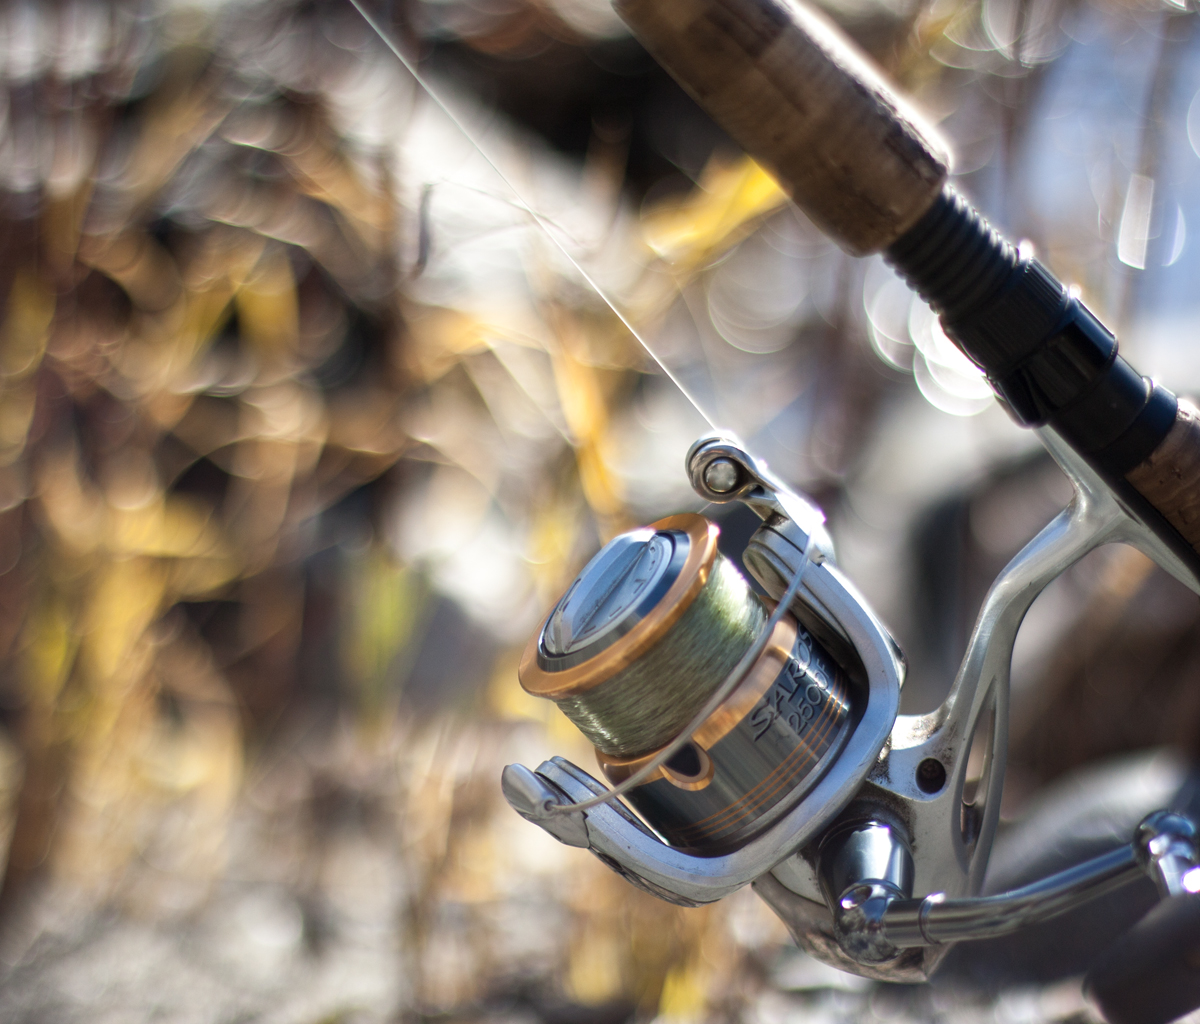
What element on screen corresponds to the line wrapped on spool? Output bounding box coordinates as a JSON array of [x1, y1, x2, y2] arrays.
[[519, 514, 766, 758]]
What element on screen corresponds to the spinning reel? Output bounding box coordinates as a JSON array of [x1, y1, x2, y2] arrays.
[[495, 0, 1200, 1010], [503, 432, 1200, 984]]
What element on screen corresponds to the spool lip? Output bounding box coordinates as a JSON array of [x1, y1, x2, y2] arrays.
[[519, 513, 719, 699], [594, 614, 798, 788]]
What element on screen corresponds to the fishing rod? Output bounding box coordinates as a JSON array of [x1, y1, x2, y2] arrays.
[[495, 2, 1200, 1022], [613, 0, 1200, 573]]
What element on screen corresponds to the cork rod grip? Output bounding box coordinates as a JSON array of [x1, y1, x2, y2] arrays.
[[1126, 400, 1200, 555], [614, 0, 950, 255]]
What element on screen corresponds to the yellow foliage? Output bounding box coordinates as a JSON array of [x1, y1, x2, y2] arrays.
[[641, 158, 786, 272], [657, 956, 712, 1024], [235, 248, 301, 359], [0, 270, 55, 381]]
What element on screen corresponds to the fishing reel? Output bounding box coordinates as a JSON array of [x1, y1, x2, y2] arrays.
[[502, 431, 1200, 983]]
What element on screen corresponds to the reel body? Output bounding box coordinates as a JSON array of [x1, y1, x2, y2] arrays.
[[594, 602, 854, 853], [521, 509, 855, 853], [501, 433, 1200, 983]]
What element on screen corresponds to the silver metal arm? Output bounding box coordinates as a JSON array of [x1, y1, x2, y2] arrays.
[[767, 432, 1200, 977], [855, 428, 1200, 909], [883, 846, 1139, 948], [824, 810, 1200, 960]]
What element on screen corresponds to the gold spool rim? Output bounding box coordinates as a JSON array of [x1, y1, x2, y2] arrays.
[[518, 513, 720, 699], [593, 613, 798, 788]]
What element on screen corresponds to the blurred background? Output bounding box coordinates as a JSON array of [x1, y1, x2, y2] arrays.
[[0, 0, 1199, 1021]]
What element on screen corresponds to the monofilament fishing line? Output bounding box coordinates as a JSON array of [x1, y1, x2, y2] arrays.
[[526, 515, 766, 758], [348, 3, 833, 823]]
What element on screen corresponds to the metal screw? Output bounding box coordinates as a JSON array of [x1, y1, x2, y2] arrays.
[[703, 457, 740, 494]]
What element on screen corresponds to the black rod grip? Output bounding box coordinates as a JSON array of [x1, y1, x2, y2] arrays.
[[884, 187, 1171, 475], [886, 185, 1200, 563]]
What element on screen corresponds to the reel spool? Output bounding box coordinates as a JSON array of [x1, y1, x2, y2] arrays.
[[519, 512, 855, 852]]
